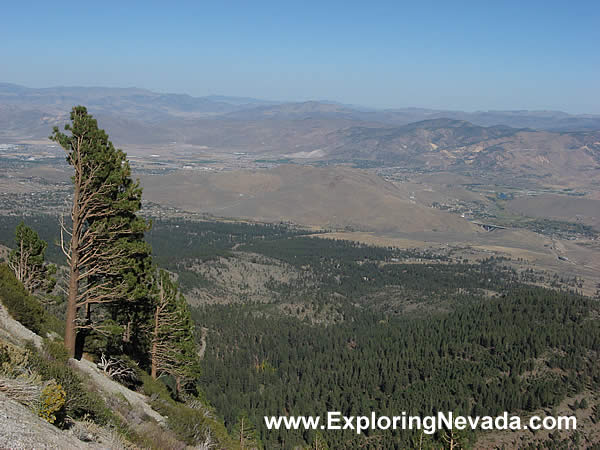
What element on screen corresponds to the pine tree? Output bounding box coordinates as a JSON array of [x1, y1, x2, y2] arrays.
[[150, 270, 201, 394], [311, 432, 329, 450], [232, 411, 261, 449], [8, 222, 56, 294], [51, 106, 153, 357], [411, 430, 435, 450], [441, 426, 470, 450]]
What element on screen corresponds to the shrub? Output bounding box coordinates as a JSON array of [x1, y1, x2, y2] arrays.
[[150, 398, 210, 445], [149, 395, 234, 448], [41, 339, 69, 363], [0, 264, 63, 336], [0, 340, 31, 376], [140, 371, 173, 403], [0, 345, 8, 366], [135, 422, 187, 450], [140, 372, 233, 447], [38, 381, 66, 424], [0, 264, 47, 334], [26, 341, 113, 425]]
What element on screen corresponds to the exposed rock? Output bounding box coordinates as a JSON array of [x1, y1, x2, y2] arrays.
[[69, 358, 165, 425], [0, 303, 42, 349], [0, 392, 103, 449]]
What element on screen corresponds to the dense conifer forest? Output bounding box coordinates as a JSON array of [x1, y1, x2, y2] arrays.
[[194, 277, 600, 448], [2, 212, 599, 448]]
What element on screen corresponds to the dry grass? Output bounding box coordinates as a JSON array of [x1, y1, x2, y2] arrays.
[[0, 376, 41, 407], [134, 422, 187, 450], [72, 418, 133, 449]]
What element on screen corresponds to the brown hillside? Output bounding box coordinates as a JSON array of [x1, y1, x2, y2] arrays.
[[142, 165, 478, 234]]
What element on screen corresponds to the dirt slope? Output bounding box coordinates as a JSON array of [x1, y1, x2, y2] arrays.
[[142, 164, 478, 234]]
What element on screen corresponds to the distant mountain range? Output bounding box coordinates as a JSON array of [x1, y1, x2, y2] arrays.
[[225, 102, 600, 132], [0, 82, 278, 122], [1, 82, 599, 131], [1, 83, 599, 185]]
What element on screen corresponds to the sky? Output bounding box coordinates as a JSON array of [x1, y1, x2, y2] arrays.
[[1, 1, 599, 113]]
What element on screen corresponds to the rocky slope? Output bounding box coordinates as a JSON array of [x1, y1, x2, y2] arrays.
[[0, 392, 108, 449], [0, 302, 168, 449]]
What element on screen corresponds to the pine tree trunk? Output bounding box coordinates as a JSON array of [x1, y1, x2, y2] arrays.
[[176, 376, 182, 399], [65, 183, 81, 358], [18, 239, 24, 283], [151, 304, 159, 379], [65, 255, 78, 357], [240, 417, 245, 449]]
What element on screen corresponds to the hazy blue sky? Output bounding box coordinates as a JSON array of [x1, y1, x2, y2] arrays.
[[1, 1, 598, 112]]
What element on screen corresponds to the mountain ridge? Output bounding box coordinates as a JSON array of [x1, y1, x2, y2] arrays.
[[2, 82, 599, 131]]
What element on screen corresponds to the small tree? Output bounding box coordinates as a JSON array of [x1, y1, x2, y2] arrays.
[[51, 106, 153, 357], [441, 426, 470, 450], [8, 222, 56, 294], [232, 411, 262, 450], [311, 432, 329, 450], [151, 270, 201, 395], [410, 430, 434, 450]]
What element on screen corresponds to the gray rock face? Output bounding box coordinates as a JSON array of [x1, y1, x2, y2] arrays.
[[0, 303, 42, 349], [0, 392, 101, 449]]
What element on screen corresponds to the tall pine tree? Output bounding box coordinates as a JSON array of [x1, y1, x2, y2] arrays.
[[51, 106, 153, 357]]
